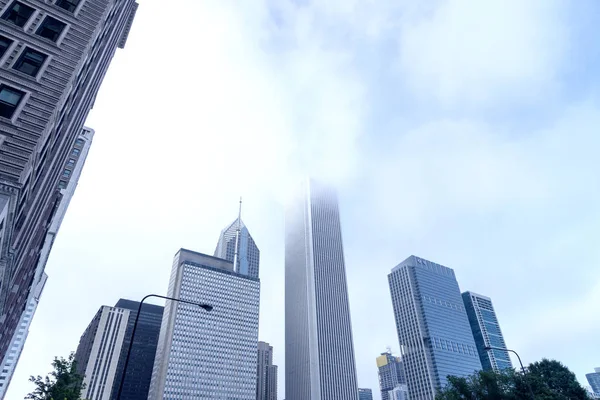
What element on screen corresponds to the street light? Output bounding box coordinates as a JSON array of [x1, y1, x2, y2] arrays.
[[115, 294, 213, 400], [484, 346, 534, 399]]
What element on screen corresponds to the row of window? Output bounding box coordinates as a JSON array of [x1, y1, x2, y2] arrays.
[[2, 2, 68, 41]]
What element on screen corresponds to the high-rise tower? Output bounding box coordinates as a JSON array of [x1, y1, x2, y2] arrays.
[[0, 0, 138, 363], [462, 291, 513, 372], [148, 249, 260, 400], [285, 179, 359, 400], [388, 256, 481, 400], [587, 368, 600, 396], [257, 341, 278, 400], [376, 351, 406, 400], [214, 202, 260, 279]]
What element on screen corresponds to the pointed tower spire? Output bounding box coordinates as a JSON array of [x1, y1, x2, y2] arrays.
[[232, 197, 242, 273]]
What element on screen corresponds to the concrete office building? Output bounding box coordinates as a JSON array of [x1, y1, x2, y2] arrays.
[[215, 215, 260, 279], [148, 249, 260, 400], [0, 126, 91, 397], [110, 299, 164, 400], [0, 272, 45, 399], [587, 368, 600, 396], [358, 388, 373, 400], [285, 179, 359, 400], [257, 341, 278, 400], [462, 291, 513, 372], [388, 256, 482, 400], [377, 351, 406, 400], [75, 306, 130, 400], [388, 385, 409, 400], [0, 0, 138, 363]]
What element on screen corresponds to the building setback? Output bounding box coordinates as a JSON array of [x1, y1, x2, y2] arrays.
[[462, 291, 513, 372], [388, 256, 482, 400], [214, 216, 260, 279], [358, 388, 373, 400], [285, 179, 359, 400], [257, 341, 278, 400], [376, 351, 406, 400], [148, 249, 260, 400], [75, 306, 130, 400], [0, 0, 138, 364], [110, 299, 164, 400]]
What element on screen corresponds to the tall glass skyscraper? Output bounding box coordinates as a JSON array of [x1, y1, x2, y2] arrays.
[[285, 179, 359, 400], [358, 388, 373, 400], [587, 368, 600, 396], [214, 217, 260, 279], [388, 256, 482, 400], [462, 291, 513, 372], [376, 351, 406, 400], [148, 249, 260, 400]]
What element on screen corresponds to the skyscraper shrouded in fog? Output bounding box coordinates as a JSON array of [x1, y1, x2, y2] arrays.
[[214, 211, 260, 279], [388, 256, 482, 400], [0, 0, 138, 364], [148, 249, 260, 400], [285, 179, 359, 400], [462, 291, 513, 372]]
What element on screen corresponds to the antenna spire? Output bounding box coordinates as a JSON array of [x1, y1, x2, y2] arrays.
[[233, 197, 242, 273]]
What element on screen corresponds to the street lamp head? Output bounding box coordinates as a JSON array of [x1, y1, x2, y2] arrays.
[[200, 304, 213, 312]]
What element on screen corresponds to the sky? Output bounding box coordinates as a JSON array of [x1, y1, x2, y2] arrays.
[[7, 0, 600, 399]]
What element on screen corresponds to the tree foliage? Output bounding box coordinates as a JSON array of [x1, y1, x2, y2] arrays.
[[26, 353, 85, 400], [436, 358, 590, 400]]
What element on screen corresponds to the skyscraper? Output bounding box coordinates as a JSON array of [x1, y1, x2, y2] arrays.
[[587, 368, 600, 396], [214, 214, 260, 279], [0, 273, 45, 400], [285, 179, 359, 400], [388, 256, 482, 400], [358, 388, 373, 400], [148, 249, 260, 400], [110, 299, 164, 400], [75, 306, 131, 400], [0, 126, 92, 397], [462, 291, 513, 372], [257, 341, 278, 400], [0, 0, 138, 363], [376, 351, 406, 400]]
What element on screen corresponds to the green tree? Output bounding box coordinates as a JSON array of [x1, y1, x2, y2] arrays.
[[26, 353, 85, 400], [436, 358, 590, 400]]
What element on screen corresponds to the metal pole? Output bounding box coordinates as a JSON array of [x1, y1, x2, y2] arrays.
[[485, 346, 535, 399], [115, 294, 212, 400]]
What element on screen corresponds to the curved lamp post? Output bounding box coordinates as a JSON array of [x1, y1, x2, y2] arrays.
[[484, 346, 534, 399], [115, 294, 213, 400]]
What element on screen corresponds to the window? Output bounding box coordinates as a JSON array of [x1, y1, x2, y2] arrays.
[[1, 1, 35, 27], [36, 16, 66, 42], [67, 158, 75, 167], [62, 169, 70, 178], [71, 148, 80, 156], [0, 85, 25, 119], [55, 0, 79, 13], [13, 47, 47, 77], [0, 35, 13, 58], [58, 180, 67, 189]]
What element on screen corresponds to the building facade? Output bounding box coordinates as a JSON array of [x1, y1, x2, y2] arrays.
[[462, 291, 513, 372], [358, 388, 373, 400], [0, 126, 92, 397], [388, 256, 482, 400], [388, 385, 409, 400], [0, 272, 45, 399], [285, 179, 359, 400], [0, 0, 138, 363], [110, 299, 164, 400], [214, 217, 260, 279], [587, 368, 600, 396], [376, 351, 406, 400], [257, 341, 278, 400], [148, 249, 260, 400], [75, 306, 130, 400]]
